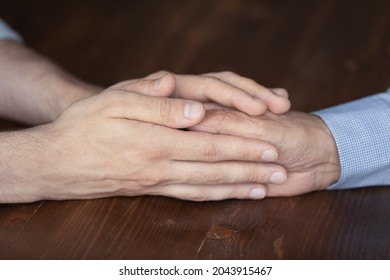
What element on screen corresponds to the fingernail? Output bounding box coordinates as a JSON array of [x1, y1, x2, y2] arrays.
[[261, 149, 278, 162], [270, 172, 287, 184], [249, 188, 266, 200], [184, 102, 203, 120]]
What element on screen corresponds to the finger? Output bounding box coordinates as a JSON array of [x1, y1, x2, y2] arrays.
[[204, 72, 291, 114], [264, 180, 314, 197], [175, 74, 268, 116], [169, 129, 278, 162], [100, 91, 205, 128], [144, 70, 172, 80], [270, 88, 289, 98], [203, 102, 230, 110], [167, 161, 287, 186], [263, 184, 295, 197], [150, 183, 267, 201], [110, 72, 176, 97]]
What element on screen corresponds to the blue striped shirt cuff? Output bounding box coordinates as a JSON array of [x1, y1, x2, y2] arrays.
[[0, 19, 23, 43], [313, 90, 390, 190]]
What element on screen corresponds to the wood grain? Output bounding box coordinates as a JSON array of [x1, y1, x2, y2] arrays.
[[0, 0, 389, 259]]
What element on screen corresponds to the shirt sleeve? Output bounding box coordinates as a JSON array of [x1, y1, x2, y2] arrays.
[[0, 18, 23, 43], [313, 89, 390, 190]]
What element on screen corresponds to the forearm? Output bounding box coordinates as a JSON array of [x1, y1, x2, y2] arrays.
[[314, 90, 390, 189], [0, 40, 102, 125], [0, 127, 54, 203]]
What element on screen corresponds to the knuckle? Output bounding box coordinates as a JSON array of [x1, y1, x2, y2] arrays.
[[203, 142, 219, 162], [180, 191, 208, 202], [191, 169, 222, 185], [247, 168, 263, 183], [138, 174, 161, 187], [208, 110, 229, 127], [205, 171, 222, 185], [150, 146, 167, 160], [240, 145, 252, 161], [156, 98, 173, 122], [216, 110, 242, 127]]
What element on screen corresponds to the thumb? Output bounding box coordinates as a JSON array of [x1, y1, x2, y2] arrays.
[[103, 90, 205, 128], [110, 72, 176, 98]]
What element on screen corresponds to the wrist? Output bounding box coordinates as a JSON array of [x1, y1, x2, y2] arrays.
[[312, 115, 341, 189]]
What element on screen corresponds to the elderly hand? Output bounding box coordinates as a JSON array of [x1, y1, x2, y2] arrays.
[[0, 76, 288, 203], [190, 110, 341, 197]]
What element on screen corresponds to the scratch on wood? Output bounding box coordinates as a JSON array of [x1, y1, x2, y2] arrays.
[[197, 224, 239, 255], [166, 219, 175, 225], [273, 235, 285, 259], [206, 224, 238, 240], [197, 237, 206, 254]]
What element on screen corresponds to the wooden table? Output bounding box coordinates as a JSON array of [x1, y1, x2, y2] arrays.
[[0, 0, 389, 259]]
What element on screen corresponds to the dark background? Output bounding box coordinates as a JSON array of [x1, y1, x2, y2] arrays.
[[2, 0, 390, 111]]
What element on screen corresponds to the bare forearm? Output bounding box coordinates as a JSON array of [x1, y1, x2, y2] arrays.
[[0, 40, 101, 125], [0, 127, 52, 202]]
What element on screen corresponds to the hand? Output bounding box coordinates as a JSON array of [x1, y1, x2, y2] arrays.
[[114, 70, 291, 116], [190, 110, 341, 197], [0, 77, 288, 203]]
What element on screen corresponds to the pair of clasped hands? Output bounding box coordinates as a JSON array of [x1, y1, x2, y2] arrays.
[[33, 71, 340, 202]]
